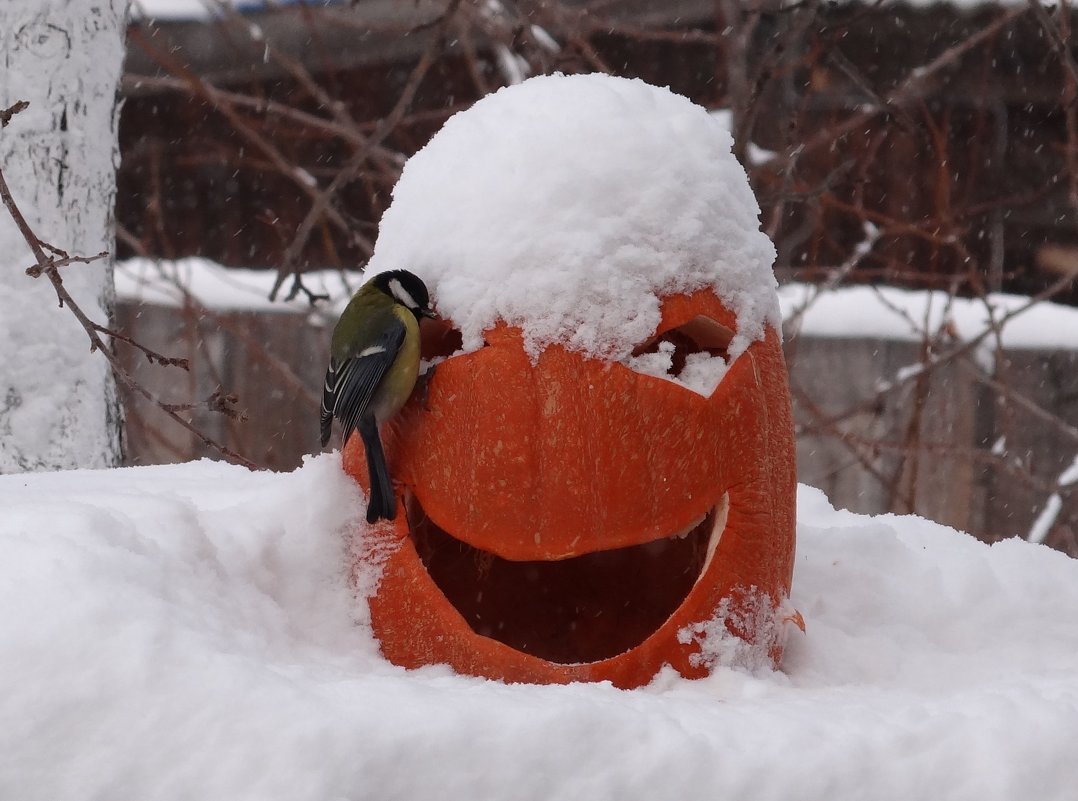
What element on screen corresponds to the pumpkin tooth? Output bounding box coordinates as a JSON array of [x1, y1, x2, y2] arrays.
[[699, 492, 730, 579]]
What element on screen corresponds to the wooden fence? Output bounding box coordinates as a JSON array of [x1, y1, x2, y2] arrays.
[[114, 301, 1078, 551]]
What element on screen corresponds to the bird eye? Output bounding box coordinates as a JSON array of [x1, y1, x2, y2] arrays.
[[630, 315, 733, 378]]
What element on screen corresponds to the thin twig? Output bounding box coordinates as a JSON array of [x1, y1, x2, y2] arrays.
[[818, 270, 1078, 432], [25, 250, 109, 278], [791, 5, 1029, 164], [91, 322, 191, 369], [127, 25, 366, 254], [269, 1, 461, 300], [0, 100, 28, 127], [0, 159, 257, 469]]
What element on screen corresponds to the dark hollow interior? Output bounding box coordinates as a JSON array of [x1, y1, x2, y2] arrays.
[[406, 493, 715, 664], [631, 315, 734, 377]]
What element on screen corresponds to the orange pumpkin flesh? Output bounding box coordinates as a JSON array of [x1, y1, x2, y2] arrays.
[[345, 290, 796, 688]]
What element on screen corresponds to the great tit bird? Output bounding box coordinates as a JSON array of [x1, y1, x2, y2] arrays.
[[320, 269, 436, 523]]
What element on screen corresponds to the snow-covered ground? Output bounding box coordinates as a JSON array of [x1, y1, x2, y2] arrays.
[[3, 456, 1078, 800], [9, 66, 1075, 799]]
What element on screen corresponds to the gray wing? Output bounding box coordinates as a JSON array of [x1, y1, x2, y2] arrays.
[[320, 316, 406, 446]]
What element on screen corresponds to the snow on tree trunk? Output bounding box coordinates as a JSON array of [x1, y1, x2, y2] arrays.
[[0, 1, 129, 472]]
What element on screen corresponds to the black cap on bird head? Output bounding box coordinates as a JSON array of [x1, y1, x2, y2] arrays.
[[371, 269, 436, 320]]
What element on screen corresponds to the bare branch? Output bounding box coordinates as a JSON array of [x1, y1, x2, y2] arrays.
[[0, 100, 28, 128], [0, 160, 257, 470], [25, 250, 108, 278], [90, 322, 190, 369], [127, 25, 367, 255], [267, 1, 461, 300]]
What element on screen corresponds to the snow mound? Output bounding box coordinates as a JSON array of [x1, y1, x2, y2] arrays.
[[367, 73, 779, 382], [4, 461, 1078, 799]]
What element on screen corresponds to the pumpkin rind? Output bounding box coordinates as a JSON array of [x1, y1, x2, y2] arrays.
[[345, 290, 796, 688]]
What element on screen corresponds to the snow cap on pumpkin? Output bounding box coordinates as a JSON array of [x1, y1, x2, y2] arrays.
[[366, 73, 779, 393]]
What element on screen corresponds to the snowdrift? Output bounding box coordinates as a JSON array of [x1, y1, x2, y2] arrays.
[[3, 457, 1077, 800]]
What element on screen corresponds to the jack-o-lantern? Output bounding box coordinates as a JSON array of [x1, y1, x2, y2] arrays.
[[342, 72, 798, 688], [344, 288, 796, 688]]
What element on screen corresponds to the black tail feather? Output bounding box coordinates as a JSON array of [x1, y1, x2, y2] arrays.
[[358, 416, 396, 523]]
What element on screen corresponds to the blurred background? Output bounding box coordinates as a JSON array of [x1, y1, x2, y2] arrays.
[[115, 0, 1078, 553]]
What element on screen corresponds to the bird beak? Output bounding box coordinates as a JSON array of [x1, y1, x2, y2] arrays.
[[420, 306, 438, 319]]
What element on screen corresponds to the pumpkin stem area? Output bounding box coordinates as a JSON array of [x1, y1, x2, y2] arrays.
[[404, 493, 719, 665]]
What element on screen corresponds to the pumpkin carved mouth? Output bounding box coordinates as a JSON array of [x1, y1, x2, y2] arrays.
[[404, 491, 730, 665]]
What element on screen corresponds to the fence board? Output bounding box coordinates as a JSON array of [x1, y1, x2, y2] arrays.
[[114, 301, 1078, 550]]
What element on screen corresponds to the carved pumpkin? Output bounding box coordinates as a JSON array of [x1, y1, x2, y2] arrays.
[[344, 287, 796, 688]]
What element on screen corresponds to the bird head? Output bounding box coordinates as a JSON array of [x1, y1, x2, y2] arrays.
[[371, 269, 437, 320]]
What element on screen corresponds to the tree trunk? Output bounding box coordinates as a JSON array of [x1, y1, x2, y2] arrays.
[[0, 0, 129, 471]]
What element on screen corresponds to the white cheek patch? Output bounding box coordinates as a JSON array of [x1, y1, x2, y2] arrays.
[[389, 278, 419, 310]]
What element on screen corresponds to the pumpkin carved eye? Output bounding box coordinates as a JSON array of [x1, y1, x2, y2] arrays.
[[632, 315, 734, 375], [625, 315, 735, 394]]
